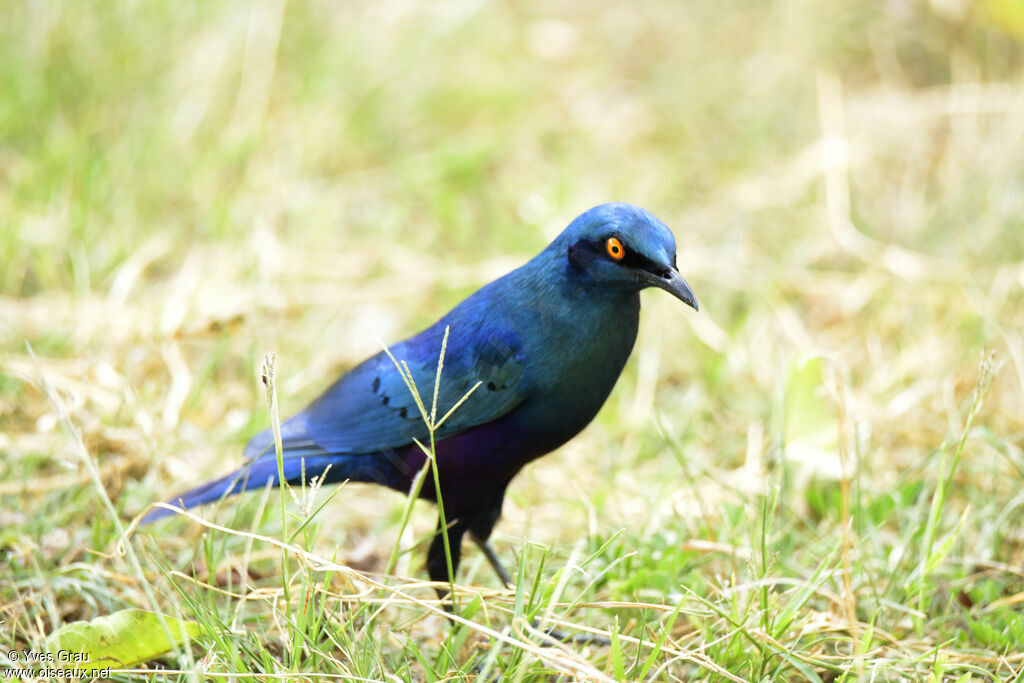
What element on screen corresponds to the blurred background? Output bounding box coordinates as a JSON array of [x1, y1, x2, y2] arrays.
[[2, 0, 1023, 678]]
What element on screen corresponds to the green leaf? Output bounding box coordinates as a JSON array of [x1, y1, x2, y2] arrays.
[[45, 608, 202, 671], [925, 506, 971, 575], [610, 616, 625, 682]]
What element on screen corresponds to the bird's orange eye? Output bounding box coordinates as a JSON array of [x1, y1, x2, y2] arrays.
[[606, 237, 625, 260]]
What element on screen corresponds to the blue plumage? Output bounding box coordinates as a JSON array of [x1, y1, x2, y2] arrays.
[[145, 203, 698, 588]]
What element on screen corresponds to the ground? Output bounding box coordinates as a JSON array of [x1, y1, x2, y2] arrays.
[[2, 1, 1024, 680]]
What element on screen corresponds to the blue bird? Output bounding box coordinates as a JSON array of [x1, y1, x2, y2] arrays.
[[144, 203, 698, 589]]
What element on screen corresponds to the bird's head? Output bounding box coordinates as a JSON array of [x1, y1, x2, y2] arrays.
[[558, 203, 698, 311]]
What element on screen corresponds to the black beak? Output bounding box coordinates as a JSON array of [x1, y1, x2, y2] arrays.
[[642, 267, 699, 311]]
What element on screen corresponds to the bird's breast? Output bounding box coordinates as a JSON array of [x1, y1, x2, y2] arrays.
[[514, 292, 641, 449]]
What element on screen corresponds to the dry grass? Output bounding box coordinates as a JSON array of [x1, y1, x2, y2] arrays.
[[2, 0, 1024, 680]]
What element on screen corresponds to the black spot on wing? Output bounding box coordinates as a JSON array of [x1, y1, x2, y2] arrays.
[[297, 328, 527, 455]]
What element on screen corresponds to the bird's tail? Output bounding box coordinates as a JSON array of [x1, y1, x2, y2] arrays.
[[140, 452, 403, 524]]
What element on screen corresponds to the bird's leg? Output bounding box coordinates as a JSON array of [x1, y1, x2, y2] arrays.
[[470, 534, 512, 587], [466, 494, 609, 646], [432, 505, 608, 647], [467, 493, 512, 587], [531, 624, 612, 647], [427, 516, 466, 602]]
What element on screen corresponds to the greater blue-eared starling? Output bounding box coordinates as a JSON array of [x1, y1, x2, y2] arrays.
[[144, 203, 698, 589]]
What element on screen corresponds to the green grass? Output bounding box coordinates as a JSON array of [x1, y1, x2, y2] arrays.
[[3, 0, 1024, 680]]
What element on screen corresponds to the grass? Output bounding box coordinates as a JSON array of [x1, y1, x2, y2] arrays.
[[2, 0, 1024, 680]]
